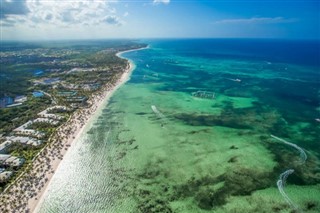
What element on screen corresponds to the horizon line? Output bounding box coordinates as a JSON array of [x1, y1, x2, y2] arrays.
[[1, 37, 320, 43]]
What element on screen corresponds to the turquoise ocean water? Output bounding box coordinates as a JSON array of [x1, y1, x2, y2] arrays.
[[38, 39, 320, 213]]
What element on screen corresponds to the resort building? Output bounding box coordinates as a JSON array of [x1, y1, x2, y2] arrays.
[[66, 96, 87, 103], [13, 120, 46, 138], [6, 136, 43, 146], [0, 97, 14, 108], [56, 91, 87, 107], [0, 154, 10, 162], [13, 121, 33, 132], [0, 141, 13, 154], [67, 68, 96, 73], [0, 95, 27, 108], [38, 105, 69, 121], [11, 105, 70, 140], [6, 103, 23, 108], [0, 169, 13, 183], [13, 125, 45, 139], [46, 105, 69, 112], [0, 154, 24, 168], [56, 91, 77, 97], [82, 83, 101, 91], [34, 77, 61, 85], [14, 95, 27, 103], [33, 118, 59, 126], [37, 113, 63, 121]]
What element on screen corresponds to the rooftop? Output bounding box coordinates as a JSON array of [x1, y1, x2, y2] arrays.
[[0, 140, 13, 153], [5, 157, 24, 165], [34, 117, 59, 125], [0, 154, 11, 162], [56, 91, 77, 97], [0, 171, 13, 182]]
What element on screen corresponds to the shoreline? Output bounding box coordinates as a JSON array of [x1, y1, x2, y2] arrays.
[[116, 45, 149, 60], [32, 48, 144, 212], [32, 61, 135, 213], [0, 47, 146, 213]]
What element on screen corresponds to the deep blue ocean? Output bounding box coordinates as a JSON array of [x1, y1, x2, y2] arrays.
[[143, 39, 320, 66]]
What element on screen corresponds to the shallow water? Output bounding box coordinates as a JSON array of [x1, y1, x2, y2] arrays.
[[38, 39, 320, 213]]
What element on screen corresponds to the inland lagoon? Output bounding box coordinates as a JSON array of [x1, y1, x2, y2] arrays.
[[36, 39, 320, 213]]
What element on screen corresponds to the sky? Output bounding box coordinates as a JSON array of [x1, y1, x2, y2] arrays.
[[0, 0, 319, 40]]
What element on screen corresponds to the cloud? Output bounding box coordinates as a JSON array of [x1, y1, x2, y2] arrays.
[[0, 13, 26, 27], [0, 0, 30, 19], [1, 0, 123, 27], [44, 14, 53, 21], [214, 17, 297, 24], [0, 18, 16, 27], [102, 15, 122, 26], [153, 0, 170, 5], [123, 12, 129, 17]]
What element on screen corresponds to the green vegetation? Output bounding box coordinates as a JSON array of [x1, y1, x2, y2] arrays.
[[88, 50, 127, 67], [7, 143, 44, 162], [28, 122, 57, 138], [0, 40, 146, 134], [0, 96, 51, 134], [0, 40, 147, 193], [0, 142, 45, 189]]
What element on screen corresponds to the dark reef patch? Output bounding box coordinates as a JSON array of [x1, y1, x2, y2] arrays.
[[174, 112, 252, 129], [228, 156, 238, 163], [172, 98, 292, 134], [136, 189, 173, 213], [135, 112, 149, 115], [305, 201, 318, 211], [229, 145, 239, 150], [171, 168, 273, 210], [187, 128, 210, 134]]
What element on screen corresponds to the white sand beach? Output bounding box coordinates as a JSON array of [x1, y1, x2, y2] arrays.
[[0, 48, 146, 213]]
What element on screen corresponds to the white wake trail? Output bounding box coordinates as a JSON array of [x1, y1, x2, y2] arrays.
[[270, 134, 307, 164]]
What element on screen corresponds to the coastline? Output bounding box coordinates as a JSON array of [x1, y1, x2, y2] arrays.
[[116, 45, 149, 59], [0, 47, 145, 213], [31, 61, 135, 213], [32, 48, 145, 212]]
